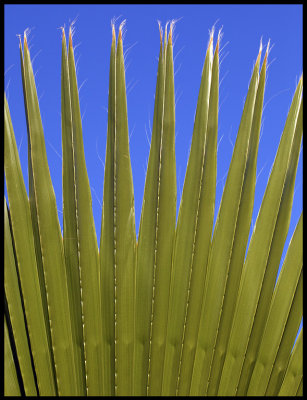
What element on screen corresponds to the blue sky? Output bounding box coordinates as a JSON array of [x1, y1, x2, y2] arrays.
[[4, 4, 302, 269]]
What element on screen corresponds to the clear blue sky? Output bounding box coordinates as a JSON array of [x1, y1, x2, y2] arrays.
[[4, 5, 302, 268]]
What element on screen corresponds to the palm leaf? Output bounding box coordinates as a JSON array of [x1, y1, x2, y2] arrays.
[[4, 22, 302, 397]]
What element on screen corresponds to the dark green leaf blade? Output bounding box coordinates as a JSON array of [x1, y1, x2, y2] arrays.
[[247, 213, 302, 395], [99, 25, 116, 396], [4, 198, 37, 396], [61, 28, 86, 395], [22, 33, 79, 396], [133, 23, 165, 396], [113, 25, 137, 396], [162, 30, 216, 396], [218, 75, 303, 396], [278, 329, 303, 396], [146, 24, 177, 396], [67, 27, 103, 395], [4, 316, 22, 396], [190, 42, 262, 396], [4, 92, 56, 395], [236, 89, 303, 397], [207, 45, 268, 396]]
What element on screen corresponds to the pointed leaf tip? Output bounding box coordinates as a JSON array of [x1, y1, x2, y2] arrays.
[[69, 27, 73, 48], [118, 19, 126, 42], [17, 34, 22, 50], [256, 39, 263, 65], [259, 40, 269, 72], [207, 28, 214, 54], [168, 19, 176, 45], [112, 23, 116, 41], [158, 20, 163, 45], [209, 26, 214, 42], [61, 27, 66, 42], [216, 28, 223, 53], [24, 32, 28, 50], [262, 39, 270, 64]]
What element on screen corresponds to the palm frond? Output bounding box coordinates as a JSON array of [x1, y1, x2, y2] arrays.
[[4, 23, 302, 397]]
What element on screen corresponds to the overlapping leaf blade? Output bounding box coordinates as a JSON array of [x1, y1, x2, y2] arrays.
[[133, 24, 166, 396], [162, 31, 218, 396], [4, 316, 21, 396], [296, 378, 303, 396], [278, 329, 303, 396], [177, 35, 219, 397], [265, 250, 303, 396], [4, 92, 56, 395], [66, 27, 104, 395], [61, 29, 86, 396], [21, 33, 79, 396], [18, 40, 53, 366], [112, 25, 137, 396], [218, 75, 303, 396], [247, 214, 302, 395], [99, 25, 117, 396], [4, 23, 303, 398], [206, 46, 268, 396], [190, 42, 263, 396], [99, 24, 137, 396], [4, 198, 37, 396], [145, 25, 177, 396], [236, 96, 303, 396]]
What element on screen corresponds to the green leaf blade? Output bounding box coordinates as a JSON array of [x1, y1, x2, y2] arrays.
[[4, 199, 37, 396], [265, 221, 303, 396], [22, 34, 79, 396], [113, 26, 137, 396], [218, 75, 303, 396], [67, 27, 103, 395], [236, 90, 303, 397], [247, 214, 302, 395], [133, 25, 165, 396], [4, 92, 57, 396], [206, 46, 268, 396], [162, 30, 217, 396], [190, 42, 262, 396], [146, 25, 177, 396], [99, 26, 116, 396], [4, 316, 22, 397], [278, 329, 303, 396], [61, 29, 86, 396]]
